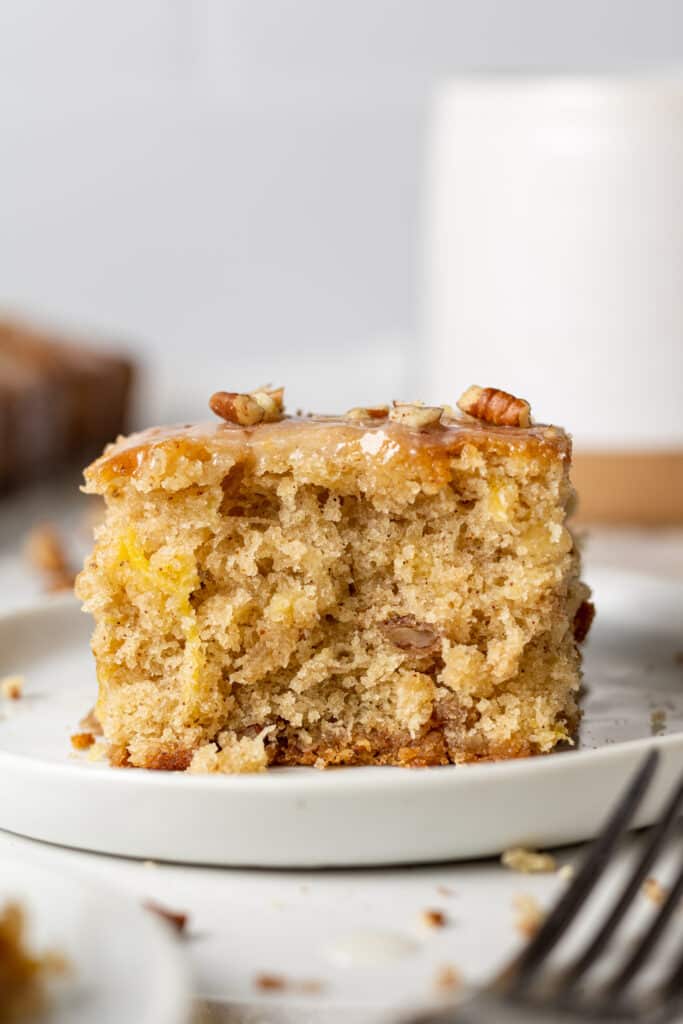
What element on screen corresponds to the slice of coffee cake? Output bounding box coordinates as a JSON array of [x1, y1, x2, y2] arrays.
[[76, 386, 592, 772]]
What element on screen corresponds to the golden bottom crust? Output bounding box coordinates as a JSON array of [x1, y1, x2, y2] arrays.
[[107, 710, 580, 771]]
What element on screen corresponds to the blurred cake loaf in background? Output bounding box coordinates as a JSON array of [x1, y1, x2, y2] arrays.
[[0, 317, 134, 492]]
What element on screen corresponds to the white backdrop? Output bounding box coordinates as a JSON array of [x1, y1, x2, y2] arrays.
[[1, 0, 681, 426]]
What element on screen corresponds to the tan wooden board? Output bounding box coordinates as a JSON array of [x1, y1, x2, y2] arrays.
[[572, 451, 683, 524]]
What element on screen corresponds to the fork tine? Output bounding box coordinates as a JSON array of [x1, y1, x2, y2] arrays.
[[600, 837, 683, 1000], [554, 766, 683, 995], [660, 934, 683, 1008], [503, 749, 659, 994]]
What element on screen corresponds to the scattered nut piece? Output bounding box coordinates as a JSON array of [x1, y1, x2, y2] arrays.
[[254, 973, 287, 992], [420, 908, 447, 930], [143, 901, 188, 933], [389, 402, 443, 429], [380, 616, 441, 655], [251, 387, 285, 420], [70, 732, 95, 751], [502, 847, 557, 874], [1, 675, 24, 700], [573, 600, 595, 644], [558, 864, 576, 881], [457, 386, 531, 428], [434, 963, 462, 993], [436, 885, 456, 898], [513, 894, 544, 938], [643, 877, 668, 907], [209, 387, 284, 425], [254, 973, 323, 995], [345, 405, 389, 421], [24, 523, 76, 593]]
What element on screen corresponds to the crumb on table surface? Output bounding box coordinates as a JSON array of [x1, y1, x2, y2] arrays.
[[1, 674, 24, 700]]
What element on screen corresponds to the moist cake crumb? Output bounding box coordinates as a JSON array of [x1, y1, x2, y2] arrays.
[[76, 386, 591, 772], [513, 894, 545, 938], [501, 848, 558, 874], [70, 732, 95, 751], [642, 877, 668, 907], [1, 676, 24, 701]]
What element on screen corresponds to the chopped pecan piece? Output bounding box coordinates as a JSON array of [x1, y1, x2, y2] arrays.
[[389, 402, 443, 429], [457, 386, 531, 428], [210, 387, 284, 425], [420, 908, 447, 929], [573, 600, 595, 643], [143, 901, 188, 933], [254, 973, 287, 992], [380, 615, 441, 655]]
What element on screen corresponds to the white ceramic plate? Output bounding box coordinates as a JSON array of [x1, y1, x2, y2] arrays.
[[0, 568, 681, 867], [0, 860, 191, 1023]]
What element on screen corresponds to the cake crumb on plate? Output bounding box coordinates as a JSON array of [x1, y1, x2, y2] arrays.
[[70, 731, 95, 751], [642, 877, 668, 907], [501, 847, 557, 874], [513, 894, 545, 937], [434, 963, 462, 993], [1, 674, 24, 700]]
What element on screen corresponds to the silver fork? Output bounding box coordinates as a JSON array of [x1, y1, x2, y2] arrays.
[[408, 749, 683, 1024]]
